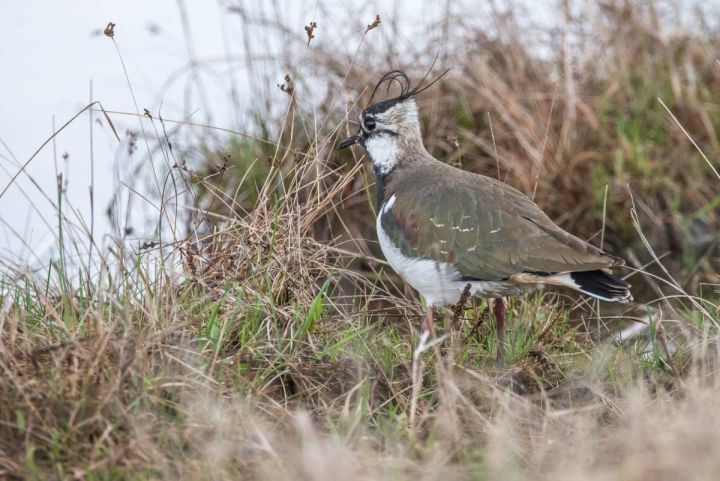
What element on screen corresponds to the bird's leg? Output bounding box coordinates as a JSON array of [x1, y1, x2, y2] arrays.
[[493, 298, 507, 365], [423, 306, 435, 337]]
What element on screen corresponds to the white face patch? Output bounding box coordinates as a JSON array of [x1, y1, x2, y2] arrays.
[[364, 134, 399, 175]]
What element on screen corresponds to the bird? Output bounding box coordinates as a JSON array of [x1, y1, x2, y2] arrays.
[[339, 70, 631, 363]]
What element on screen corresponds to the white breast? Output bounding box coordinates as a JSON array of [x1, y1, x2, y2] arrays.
[[376, 195, 462, 306]]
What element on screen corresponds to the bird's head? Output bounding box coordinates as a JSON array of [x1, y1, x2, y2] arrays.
[[339, 69, 447, 175]]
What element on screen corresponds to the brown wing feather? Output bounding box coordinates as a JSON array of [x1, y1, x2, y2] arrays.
[[384, 161, 623, 281]]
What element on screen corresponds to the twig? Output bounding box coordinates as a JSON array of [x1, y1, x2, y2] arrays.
[[452, 283, 472, 324]]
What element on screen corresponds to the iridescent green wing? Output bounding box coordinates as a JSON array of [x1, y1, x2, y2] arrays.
[[380, 174, 618, 281]]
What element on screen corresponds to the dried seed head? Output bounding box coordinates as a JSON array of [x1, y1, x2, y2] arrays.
[[304, 21, 317, 46], [365, 15, 381, 34], [104, 22, 116, 38], [278, 74, 294, 96]]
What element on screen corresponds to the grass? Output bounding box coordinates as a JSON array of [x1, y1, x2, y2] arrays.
[[2, 0, 720, 479]]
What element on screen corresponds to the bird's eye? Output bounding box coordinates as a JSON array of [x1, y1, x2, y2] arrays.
[[364, 117, 376, 131]]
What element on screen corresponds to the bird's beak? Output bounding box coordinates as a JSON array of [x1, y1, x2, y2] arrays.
[[338, 132, 361, 150]]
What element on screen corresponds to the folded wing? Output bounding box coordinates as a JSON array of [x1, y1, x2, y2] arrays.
[[380, 169, 622, 281]]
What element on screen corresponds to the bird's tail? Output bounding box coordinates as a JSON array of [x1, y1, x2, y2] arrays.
[[561, 270, 633, 302], [511, 270, 633, 302]]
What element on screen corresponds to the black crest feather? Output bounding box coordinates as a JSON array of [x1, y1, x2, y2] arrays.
[[368, 70, 412, 105], [365, 56, 450, 114]]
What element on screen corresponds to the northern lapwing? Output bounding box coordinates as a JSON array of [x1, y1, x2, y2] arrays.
[[339, 70, 632, 362]]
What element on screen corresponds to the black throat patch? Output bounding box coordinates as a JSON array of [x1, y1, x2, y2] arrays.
[[374, 166, 388, 210]]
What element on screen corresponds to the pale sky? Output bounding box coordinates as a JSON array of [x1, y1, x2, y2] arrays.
[[1, 0, 305, 263]]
